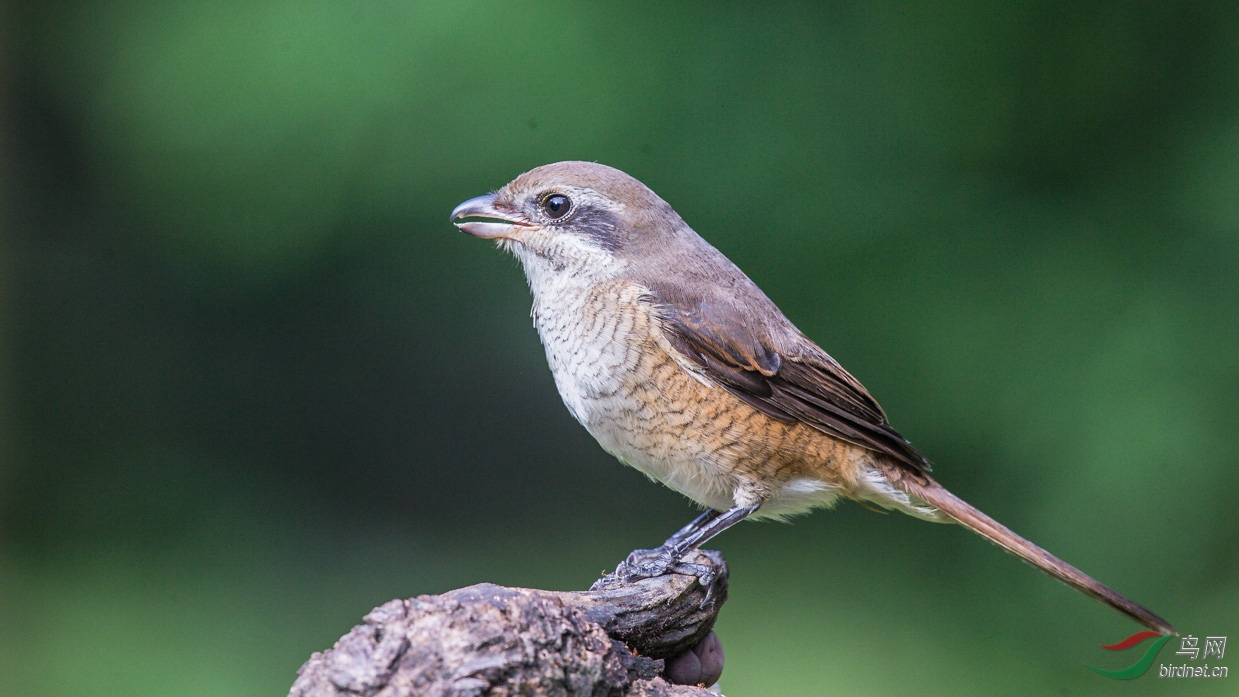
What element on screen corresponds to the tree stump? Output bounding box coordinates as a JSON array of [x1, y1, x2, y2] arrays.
[[288, 549, 729, 697]]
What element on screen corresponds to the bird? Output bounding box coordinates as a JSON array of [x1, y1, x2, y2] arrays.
[[450, 161, 1175, 635]]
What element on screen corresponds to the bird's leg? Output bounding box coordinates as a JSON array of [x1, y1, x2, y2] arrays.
[[664, 503, 760, 554], [663, 508, 726, 549], [621, 504, 760, 588]]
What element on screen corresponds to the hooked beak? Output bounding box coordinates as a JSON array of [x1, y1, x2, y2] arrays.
[[450, 194, 532, 239]]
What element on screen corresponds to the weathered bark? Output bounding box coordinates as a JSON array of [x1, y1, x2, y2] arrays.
[[288, 549, 728, 697]]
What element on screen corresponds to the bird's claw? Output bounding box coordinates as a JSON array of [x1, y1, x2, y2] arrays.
[[616, 547, 676, 581], [668, 561, 718, 607], [597, 546, 717, 606]]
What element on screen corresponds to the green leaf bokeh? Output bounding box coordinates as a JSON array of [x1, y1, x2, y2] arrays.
[[4, 2, 1238, 695]]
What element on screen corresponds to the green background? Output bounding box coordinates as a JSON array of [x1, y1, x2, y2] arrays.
[[4, 2, 1237, 695]]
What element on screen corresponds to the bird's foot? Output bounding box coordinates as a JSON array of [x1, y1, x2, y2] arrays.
[[592, 546, 718, 600], [616, 546, 673, 579], [621, 546, 716, 584]]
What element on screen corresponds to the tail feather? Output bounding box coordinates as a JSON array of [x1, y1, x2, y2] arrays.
[[896, 475, 1176, 636]]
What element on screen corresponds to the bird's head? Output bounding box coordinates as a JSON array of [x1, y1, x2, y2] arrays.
[[451, 161, 691, 282]]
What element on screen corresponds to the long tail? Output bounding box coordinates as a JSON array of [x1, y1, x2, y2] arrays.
[[895, 475, 1176, 635]]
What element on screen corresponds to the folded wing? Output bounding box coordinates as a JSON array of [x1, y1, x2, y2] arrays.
[[649, 283, 931, 474]]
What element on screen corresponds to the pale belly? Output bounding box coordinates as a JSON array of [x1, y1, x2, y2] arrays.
[[533, 279, 854, 518]]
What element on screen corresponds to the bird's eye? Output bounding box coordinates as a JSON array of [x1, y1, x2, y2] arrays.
[[541, 194, 571, 220]]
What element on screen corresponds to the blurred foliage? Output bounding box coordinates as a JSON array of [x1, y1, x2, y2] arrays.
[[3, 1, 1238, 695]]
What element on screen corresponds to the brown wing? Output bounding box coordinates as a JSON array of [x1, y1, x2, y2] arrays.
[[650, 286, 932, 473]]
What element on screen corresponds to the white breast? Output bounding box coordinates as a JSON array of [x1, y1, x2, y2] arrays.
[[532, 281, 642, 426], [513, 247, 732, 510], [510, 239, 628, 416], [511, 238, 841, 514]]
